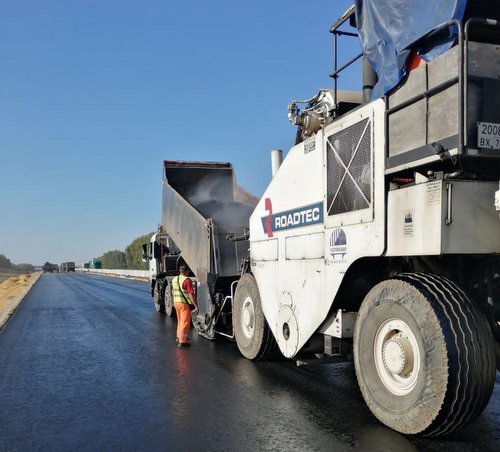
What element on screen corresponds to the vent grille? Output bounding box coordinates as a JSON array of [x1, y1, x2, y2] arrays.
[[327, 118, 372, 216]]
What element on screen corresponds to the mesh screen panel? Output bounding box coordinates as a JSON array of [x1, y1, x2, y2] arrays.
[[327, 118, 372, 215]]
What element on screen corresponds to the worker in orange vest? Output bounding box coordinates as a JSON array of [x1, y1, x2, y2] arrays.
[[172, 265, 199, 348]]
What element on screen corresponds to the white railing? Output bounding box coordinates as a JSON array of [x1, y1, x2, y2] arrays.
[[78, 268, 149, 279]]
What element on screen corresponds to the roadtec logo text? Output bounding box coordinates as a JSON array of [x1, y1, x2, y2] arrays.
[[262, 198, 323, 237]]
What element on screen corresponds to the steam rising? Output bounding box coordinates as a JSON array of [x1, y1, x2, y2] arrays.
[[186, 174, 255, 227], [187, 174, 230, 206]]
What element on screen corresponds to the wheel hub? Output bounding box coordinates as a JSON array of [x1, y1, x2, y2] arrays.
[[241, 297, 255, 339], [382, 337, 413, 375], [374, 319, 421, 396]]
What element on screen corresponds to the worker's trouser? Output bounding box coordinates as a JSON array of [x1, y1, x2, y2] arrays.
[[174, 302, 191, 344]]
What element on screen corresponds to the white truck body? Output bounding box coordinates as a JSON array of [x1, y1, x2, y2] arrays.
[[146, 2, 500, 436], [250, 100, 387, 357]]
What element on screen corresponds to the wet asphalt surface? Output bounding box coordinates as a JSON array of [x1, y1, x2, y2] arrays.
[[0, 273, 498, 451]]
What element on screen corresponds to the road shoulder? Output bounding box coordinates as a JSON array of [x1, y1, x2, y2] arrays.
[[0, 272, 41, 330]]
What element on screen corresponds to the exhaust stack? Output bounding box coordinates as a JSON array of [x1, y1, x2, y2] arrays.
[[271, 149, 283, 177]]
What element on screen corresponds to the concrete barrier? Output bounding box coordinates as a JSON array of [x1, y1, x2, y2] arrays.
[[78, 268, 149, 279]]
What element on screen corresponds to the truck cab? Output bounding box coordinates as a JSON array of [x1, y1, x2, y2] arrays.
[[142, 231, 184, 314]]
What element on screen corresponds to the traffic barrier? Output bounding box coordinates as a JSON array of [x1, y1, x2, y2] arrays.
[[78, 268, 149, 279]]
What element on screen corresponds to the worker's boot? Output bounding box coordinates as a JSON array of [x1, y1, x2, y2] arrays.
[[177, 342, 190, 348]]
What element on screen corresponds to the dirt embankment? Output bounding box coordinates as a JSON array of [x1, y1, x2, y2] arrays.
[[0, 273, 41, 329]]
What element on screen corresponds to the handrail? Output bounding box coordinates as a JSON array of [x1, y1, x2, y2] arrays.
[[330, 6, 359, 110], [329, 52, 363, 80]]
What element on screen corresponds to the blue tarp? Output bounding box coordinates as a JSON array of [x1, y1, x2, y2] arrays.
[[354, 0, 468, 99]]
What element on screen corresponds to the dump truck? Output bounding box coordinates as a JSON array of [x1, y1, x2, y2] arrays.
[[143, 160, 257, 336], [145, 0, 500, 436], [42, 262, 58, 273], [90, 259, 101, 270], [60, 262, 75, 272]]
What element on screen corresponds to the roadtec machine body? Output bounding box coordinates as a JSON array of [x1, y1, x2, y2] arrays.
[[146, 0, 500, 436]]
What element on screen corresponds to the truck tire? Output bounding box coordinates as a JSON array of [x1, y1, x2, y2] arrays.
[[354, 272, 496, 436], [234, 273, 278, 360], [496, 342, 500, 372], [163, 281, 175, 317], [153, 281, 165, 313]]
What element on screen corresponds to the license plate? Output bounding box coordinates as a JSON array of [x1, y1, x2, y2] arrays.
[[478, 122, 500, 149]]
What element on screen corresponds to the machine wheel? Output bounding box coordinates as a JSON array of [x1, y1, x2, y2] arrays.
[[495, 338, 500, 372], [234, 273, 278, 360], [153, 281, 165, 313], [354, 272, 496, 436], [163, 281, 175, 317]]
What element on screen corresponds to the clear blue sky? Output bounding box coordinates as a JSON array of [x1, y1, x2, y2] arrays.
[[0, 0, 359, 265]]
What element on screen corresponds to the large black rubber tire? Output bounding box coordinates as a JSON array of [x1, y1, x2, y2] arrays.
[[163, 281, 175, 317], [354, 272, 496, 436], [496, 341, 500, 372], [234, 274, 279, 360], [153, 281, 165, 313]]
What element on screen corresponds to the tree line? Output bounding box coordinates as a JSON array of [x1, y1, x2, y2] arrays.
[[97, 232, 154, 270], [0, 255, 35, 273], [2, 232, 155, 273]]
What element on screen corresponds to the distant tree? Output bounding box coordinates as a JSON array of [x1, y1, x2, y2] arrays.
[[0, 254, 14, 270], [99, 250, 127, 269], [126, 232, 154, 270], [15, 263, 35, 273]]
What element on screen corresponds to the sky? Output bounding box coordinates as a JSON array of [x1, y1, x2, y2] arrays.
[[0, 0, 360, 265]]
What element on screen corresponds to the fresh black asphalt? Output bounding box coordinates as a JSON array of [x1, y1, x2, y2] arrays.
[[0, 273, 498, 451]]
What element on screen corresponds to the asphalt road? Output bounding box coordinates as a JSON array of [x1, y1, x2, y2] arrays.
[[0, 273, 498, 451]]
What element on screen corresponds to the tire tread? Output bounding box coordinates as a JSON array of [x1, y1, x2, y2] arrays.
[[153, 281, 166, 313], [396, 273, 495, 436], [234, 273, 280, 361]]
